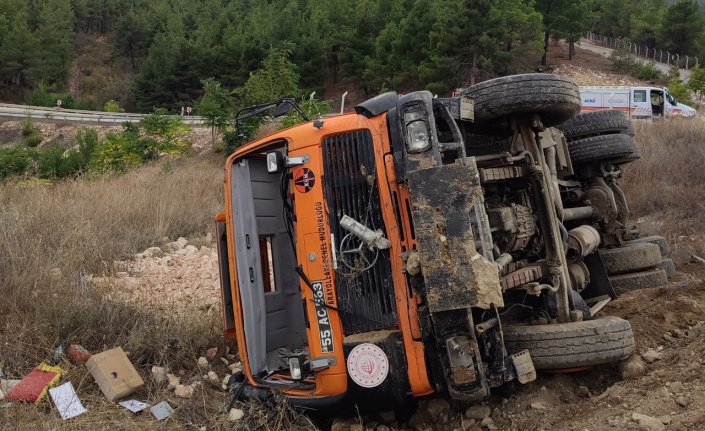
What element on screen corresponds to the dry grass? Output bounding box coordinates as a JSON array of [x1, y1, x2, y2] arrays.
[[622, 119, 705, 263], [0, 156, 239, 428]]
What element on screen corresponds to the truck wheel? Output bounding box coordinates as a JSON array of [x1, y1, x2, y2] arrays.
[[568, 134, 636, 165], [558, 110, 635, 141], [503, 316, 635, 369], [609, 268, 668, 293], [463, 74, 580, 128], [599, 242, 662, 275], [624, 235, 670, 256]]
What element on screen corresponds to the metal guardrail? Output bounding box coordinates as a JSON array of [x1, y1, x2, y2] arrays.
[[0, 103, 207, 125]]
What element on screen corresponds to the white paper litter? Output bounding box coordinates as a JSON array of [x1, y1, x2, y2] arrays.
[[119, 399, 149, 413], [48, 382, 87, 420]]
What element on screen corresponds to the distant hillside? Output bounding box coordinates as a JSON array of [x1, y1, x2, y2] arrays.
[[0, 0, 703, 113]]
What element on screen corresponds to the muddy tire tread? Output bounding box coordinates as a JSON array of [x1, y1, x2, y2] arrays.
[[568, 134, 636, 164], [599, 242, 662, 275], [558, 110, 635, 140], [463, 74, 580, 127], [610, 268, 668, 293], [503, 316, 635, 369]]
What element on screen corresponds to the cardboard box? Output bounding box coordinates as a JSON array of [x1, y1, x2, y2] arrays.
[[86, 347, 144, 401]]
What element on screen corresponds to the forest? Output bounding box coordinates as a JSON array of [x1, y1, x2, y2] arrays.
[[0, 0, 703, 113]]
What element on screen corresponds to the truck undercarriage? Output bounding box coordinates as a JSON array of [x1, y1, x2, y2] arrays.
[[215, 74, 670, 411]]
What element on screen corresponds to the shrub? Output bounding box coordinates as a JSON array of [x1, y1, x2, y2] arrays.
[[667, 77, 695, 107], [27, 83, 76, 108], [103, 99, 125, 112], [91, 128, 143, 173], [633, 62, 662, 81], [25, 131, 43, 148], [0, 146, 37, 178], [609, 48, 638, 74], [21, 115, 35, 138]]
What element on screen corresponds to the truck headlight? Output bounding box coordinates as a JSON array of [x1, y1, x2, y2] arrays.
[[404, 111, 431, 152]]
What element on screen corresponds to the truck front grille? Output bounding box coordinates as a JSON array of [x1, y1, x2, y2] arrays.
[[323, 130, 397, 335]]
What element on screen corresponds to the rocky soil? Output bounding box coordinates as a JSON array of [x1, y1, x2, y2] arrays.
[[89, 232, 705, 431]]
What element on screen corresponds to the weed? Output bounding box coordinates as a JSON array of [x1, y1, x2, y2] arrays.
[[621, 119, 705, 263]]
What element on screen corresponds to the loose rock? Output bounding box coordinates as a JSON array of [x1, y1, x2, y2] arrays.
[[631, 413, 665, 431], [620, 355, 646, 380], [481, 417, 499, 431], [676, 396, 688, 407], [206, 347, 218, 360], [530, 401, 548, 410], [668, 381, 684, 393], [228, 408, 245, 422], [465, 405, 491, 420], [151, 366, 168, 385], [206, 371, 220, 386], [424, 398, 450, 421], [175, 384, 194, 398], [576, 386, 590, 398], [198, 356, 209, 367], [167, 374, 181, 391], [641, 348, 664, 364], [221, 374, 231, 391]]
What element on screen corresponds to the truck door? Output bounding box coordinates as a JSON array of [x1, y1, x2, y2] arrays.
[[650, 89, 664, 118], [631, 89, 652, 118]]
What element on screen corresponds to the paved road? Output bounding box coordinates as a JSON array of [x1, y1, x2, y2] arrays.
[[579, 40, 691, 81], [0, 103, 206, 125]]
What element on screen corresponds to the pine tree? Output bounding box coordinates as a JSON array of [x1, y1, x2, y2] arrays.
[[0, 6, 40, 87], [36, 0, 76, 85]]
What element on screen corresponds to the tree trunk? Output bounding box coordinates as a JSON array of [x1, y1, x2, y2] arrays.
[[541, 31, 550, 66], [569, 40, 575, 60]]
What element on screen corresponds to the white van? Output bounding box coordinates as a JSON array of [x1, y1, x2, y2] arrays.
[[580, 86, 696, 118]]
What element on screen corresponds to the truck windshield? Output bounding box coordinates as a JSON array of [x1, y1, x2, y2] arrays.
[[664, 89, 676, 106]]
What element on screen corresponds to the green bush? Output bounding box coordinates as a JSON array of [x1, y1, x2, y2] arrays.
[[21, 115, 35, 138], [667, 77, 695, 107], [609, 48, 638, 74], [0, 147, 38, 178], [25, 132, 43, 148], [103, 100, 125, 112], [91, 127, 143, 173], [633, 62, 662, 81], [688, 65, 705, 97], [27, 83, 76, 109]]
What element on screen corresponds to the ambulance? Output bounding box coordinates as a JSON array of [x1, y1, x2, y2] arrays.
[[580, 86, 696, 118]]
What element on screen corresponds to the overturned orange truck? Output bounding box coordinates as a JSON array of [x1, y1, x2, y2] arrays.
[[215, 74, 666, 410]]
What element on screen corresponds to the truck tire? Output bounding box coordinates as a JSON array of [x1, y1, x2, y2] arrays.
[[625, 235, 670, 256], [568, 134, 636, 165], [612, 146, 641, 165], [503, 316, 635, 369], [558, 110, 635, 141], [463, 74, 580, 128], [599, 242, 662, 275], [609, 268, 668, 293]]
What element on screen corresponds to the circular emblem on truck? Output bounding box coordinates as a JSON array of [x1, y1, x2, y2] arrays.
[[347, 343, 389, 388], [294, 168, 315, 193]]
